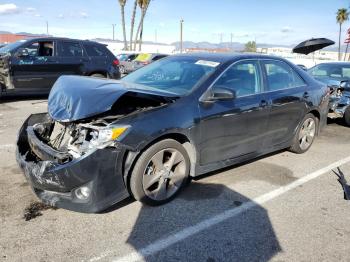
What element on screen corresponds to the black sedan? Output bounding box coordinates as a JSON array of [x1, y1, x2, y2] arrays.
[[16, 53, 329, 213]]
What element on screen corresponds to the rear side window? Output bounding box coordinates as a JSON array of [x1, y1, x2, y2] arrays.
[[59, 42, 83, 57], [263, 60, 305, 91], [84, 44, 109, 57]]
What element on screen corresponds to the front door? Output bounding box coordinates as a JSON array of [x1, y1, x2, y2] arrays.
[[198, 60, 270, 165], [12, 40, 59, 90]]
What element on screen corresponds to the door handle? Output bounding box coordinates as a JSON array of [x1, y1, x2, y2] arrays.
[[303, 92, 310, 99]]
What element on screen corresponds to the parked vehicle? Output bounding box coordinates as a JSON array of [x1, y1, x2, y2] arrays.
[[308, 62, 350, 126], [297, 64, 307, 71], [132, 53, 168, 71], [117, 53, 138, 74], [0, 37, 120, 96], [16, 53, 329, 213]]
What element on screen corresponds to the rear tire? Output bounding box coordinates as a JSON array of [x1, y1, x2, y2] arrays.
[[289, 113, 318, 154], [130, 139, 190, 206], [90, 73, 106, 78], [344, 107, 350, 127], [119, 65, 126, 74]]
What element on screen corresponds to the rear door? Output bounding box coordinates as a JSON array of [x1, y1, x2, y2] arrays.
[[56, 41, 85, 76], [12, 40, 59, 90], [261, 59, 308, 148], [82, 43, 112, 74]]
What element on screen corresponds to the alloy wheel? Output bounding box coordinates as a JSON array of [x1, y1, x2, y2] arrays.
[[142, 148, 187, 201], [299, 118, 316, 151]]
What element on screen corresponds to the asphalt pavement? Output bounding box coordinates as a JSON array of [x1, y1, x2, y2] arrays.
[[1, 96, 350, 262]]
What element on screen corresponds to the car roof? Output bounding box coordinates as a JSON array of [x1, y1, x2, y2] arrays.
[[313, 62, 350, 66], [23, 37, 104, 45], [173, 52, 289, 63]]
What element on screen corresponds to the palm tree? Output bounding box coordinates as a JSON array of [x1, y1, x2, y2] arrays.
[[133, 0, 151, 51], [118, 0, 128, 50], [336, 8, 349, 60], [129, 0, 138, 50]]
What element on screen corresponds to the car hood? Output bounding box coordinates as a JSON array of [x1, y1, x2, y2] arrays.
[[48, 75, 178, 122]]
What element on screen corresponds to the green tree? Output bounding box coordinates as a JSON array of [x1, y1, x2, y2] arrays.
[[244, 41, 257, 52], [133, 0, 151, 51], [336, 8, 349, 60], [118, 0, 128, 50], [129, 0, 138, 50]]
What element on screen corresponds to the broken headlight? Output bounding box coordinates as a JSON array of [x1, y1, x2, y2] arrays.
[[90, 125, 130, 148]]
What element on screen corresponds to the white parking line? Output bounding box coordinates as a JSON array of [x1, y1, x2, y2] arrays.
[[0, 144, 15, 149], [90, 156, 350, 262]]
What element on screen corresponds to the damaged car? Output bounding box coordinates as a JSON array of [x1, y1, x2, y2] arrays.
[[308, 62, 350, 126], [16, 54, 329, 213], [0, 37, 120, 96]]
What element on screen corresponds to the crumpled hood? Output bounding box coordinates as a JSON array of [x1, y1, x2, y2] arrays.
[[48, 75, 177, 122]]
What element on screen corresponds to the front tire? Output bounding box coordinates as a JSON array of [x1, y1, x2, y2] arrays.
[[130, 139, 190, 206], [290, 113, 318, 154]]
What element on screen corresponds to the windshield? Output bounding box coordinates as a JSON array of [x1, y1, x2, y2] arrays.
[[0, 40, 27, 54], [308, 64, 350, 80], [121, 56, 220, 96], [117, 54, 128, 61]]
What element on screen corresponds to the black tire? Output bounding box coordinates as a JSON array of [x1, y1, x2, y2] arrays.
[[130, 139, 190, 206], [90, 73, 106, 78], [289, 113, 318, 154], [344, 107, 350, 127]]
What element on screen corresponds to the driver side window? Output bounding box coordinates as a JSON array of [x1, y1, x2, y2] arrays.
[[22, 41, 54, 57], [213, 60, 261, 97]]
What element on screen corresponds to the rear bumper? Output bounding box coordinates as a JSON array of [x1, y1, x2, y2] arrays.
[[16, 114, 130, 213]]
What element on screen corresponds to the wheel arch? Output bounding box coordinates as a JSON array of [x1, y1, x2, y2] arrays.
[[122, 132, 197, 192], [308, 109, 321, 135], [89, 71, 108, 78]]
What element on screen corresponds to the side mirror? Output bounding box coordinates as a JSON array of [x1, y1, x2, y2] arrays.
[[16, 48, 29, 58], [202, 86, 236, 102], [340, 81, 350, 91]]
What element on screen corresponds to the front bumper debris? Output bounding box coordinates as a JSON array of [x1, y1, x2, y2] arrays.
[[16, 113, 130, 213]]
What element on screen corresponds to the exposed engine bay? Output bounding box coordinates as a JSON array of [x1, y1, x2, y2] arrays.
[[31, 93, 171, 162]]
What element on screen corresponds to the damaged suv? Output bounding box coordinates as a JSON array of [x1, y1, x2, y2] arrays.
[[308, 62, 350, 126], [0, 37, 120, 96], [16, 54, 329, 213]]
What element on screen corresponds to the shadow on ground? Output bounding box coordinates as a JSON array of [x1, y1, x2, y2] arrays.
[[123, 181, 282, 261], [0, 93, 48, 103]]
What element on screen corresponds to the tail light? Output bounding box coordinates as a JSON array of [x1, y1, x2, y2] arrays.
[[113, 59, 120, 66], [141, 61, 149, 65]]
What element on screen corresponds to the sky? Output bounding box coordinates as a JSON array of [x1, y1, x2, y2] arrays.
[[0, 0, 349, 45]]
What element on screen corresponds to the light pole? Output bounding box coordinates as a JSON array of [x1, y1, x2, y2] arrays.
[[46, 21, 49, 35], [180, 19, 184, 53], [112, 24, 116, 41]]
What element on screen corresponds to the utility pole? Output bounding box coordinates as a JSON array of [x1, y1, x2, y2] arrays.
[[155, 29, 158, 44], [220, 33, 223, 44], [230, 33, 233, 51], [46, 21, 49, 35], [180, 19, 184, 53], [112, 24, 116, 41]]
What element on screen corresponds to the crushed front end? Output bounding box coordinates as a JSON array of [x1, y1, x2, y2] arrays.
[[16, 113, 130, 213], [328, 87, 350, 120]]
